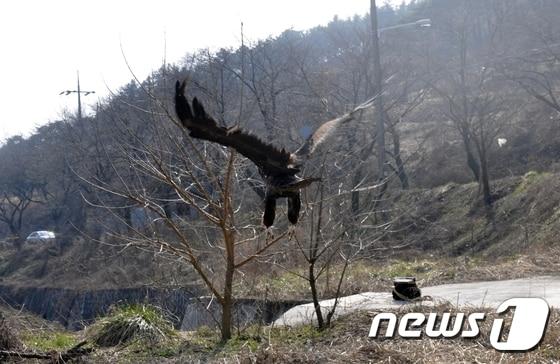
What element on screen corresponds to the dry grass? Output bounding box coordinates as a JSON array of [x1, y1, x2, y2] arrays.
[[88, 304, 177, 348], [213, 304, 560, 363], [99, 301, 557, 363], [0, 311, 22, 351], [4, 301, 558, 363], [234, 250, 560, 303]]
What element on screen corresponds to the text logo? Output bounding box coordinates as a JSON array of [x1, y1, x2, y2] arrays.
[[369, 297, 549, 352]]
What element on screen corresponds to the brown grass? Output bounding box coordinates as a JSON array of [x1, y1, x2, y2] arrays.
[[217, 304, 560, 363], [0, 311, 22, 351]]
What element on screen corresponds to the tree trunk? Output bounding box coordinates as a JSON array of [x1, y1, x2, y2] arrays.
[[395, 152, 409, 189], [8, 224, 22, 250], [351, 168, 362, 214], [309, 261, 325, 329], [461, 133, 481, 182], [479, 147, 492, 206], [386, 116, 409, 189], [8, 223, 18, 238], [221, 231, 235, 342], [220, 294, 232, 342], [220, 264, 234, 342], [481, 164, 492, 205]]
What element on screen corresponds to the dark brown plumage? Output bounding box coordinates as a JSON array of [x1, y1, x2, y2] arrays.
[[174, 80, 376, 227]]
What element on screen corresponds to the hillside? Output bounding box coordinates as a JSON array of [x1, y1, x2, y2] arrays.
[[1, 171, 558, 295], [2, 0, 560, 358]]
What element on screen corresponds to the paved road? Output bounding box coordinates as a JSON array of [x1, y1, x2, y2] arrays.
[[274, 276, 560, 326]]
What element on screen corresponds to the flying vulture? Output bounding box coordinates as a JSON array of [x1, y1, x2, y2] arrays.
[[174, 80, 376, 227]]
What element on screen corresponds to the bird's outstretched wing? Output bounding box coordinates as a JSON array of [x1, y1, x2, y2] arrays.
[[175, 80, 297, 176], [293, 95, 378, 164]]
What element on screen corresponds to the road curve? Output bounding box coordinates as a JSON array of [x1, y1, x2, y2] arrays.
[[274, 276, 560, 326]]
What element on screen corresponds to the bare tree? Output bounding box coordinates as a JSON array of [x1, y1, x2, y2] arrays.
[[427, 0, 516, 206], [81, 80, 290, 342], [0, 136, 45, 247], [296, 177, 383, 330]]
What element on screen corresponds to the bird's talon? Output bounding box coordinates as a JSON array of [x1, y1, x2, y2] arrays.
[[266, 228, 274, 241], [287, 225, 296, 239]]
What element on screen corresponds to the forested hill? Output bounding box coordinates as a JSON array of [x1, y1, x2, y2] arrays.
[[1, 0, 560, 259]]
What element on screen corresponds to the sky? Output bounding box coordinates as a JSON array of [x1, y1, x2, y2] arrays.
[[0, 0, 403, 140]]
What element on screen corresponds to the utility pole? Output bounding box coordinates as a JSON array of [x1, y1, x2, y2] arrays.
[[370, 0, 385, 181], [59, 71, 95, 122]]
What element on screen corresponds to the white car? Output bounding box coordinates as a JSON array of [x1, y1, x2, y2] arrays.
[[26, 231, 56, 243]]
